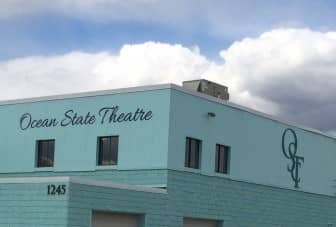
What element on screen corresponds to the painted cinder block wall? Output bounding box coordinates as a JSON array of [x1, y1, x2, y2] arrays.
[[168, 88, 336, 196], [1, 173, 335, 227], [0, 84, 336, 195], [166, 170, 336, 227], [0, 178, 169, 227], [67, 181, 168, 227], [0, 88, 171, 181], [0, 180, 70, 227]]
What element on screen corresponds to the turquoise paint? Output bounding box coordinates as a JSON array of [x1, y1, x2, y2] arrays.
[[68, 182, 168, 227], [1, 171, 335, 226], [0, 85, 335, 199], [2, 85, 336, 226], [166, 170, 336, 227], [168, 89, 336, 196], [0, 181, 69, 226], [0, 89, 171, 173]]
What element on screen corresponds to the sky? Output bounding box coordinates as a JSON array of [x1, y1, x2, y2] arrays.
[[1, 0, 336, 135]]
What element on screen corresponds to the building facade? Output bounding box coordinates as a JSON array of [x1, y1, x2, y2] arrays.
[[0, 81, 335, 227]]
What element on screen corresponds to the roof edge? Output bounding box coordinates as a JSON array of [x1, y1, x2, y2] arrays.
[[0, 176, 167, 194], [0, 83, 174, 106], [170, 84, 336, 141], [0, 82, 334, 141]]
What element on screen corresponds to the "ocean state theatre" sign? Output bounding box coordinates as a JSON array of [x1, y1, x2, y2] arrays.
[[19, 105, 153, 130]]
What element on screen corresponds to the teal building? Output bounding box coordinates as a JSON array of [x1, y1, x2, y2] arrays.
[[0, 80, 335, 226]]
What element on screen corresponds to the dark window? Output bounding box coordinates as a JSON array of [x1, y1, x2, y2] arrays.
[[185, 137, 201, 169], [98, 136, 119, 166], [36, 139, 55, 168], [215, 144, 230, 174]]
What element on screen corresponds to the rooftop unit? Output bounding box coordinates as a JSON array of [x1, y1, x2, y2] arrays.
[[182, 79, 229, 100]]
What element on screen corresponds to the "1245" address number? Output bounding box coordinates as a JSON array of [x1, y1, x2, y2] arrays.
[[47, 184, 66, 195]]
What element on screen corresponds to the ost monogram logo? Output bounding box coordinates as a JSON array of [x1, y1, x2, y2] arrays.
[[281, 128, 304, 188]]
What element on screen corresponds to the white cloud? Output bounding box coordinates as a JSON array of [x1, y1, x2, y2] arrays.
[[0, 42, 211, 99], [217, 28, 336, 131], [1, 28, 336, 132]]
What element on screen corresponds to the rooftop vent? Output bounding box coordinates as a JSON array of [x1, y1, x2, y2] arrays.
[[182, 79, 229, 100]]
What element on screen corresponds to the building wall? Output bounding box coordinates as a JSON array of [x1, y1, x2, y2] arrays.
[[1, 172, 335, 227], [168, 88, 336, 196], [1, 84, 336, 226], [1, 85, 335, 195], [0, 89, 171, 173], [0, 180, 70, 227], [0, 177, 169, 227], [67, 181, 169, 227], [166, 170, 336, 227]]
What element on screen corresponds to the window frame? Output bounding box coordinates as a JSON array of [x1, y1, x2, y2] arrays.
[[185, 137, 201, 169], [97, 136, 119, 166], [215, 143, 230, 174], [36, 139, 55, 168]]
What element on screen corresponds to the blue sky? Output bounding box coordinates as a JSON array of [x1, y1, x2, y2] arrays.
[[0, 14, 230, 60], [1, 0, 336, 134], [1, 0, 336, 61]]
